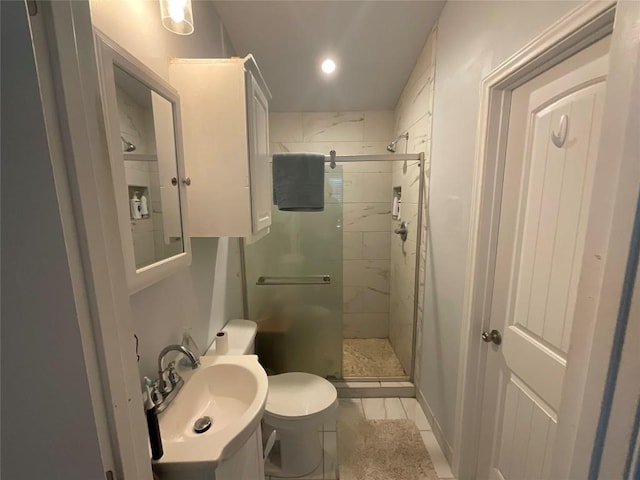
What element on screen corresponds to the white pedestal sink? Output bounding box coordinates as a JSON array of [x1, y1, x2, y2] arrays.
[[152, 355, 268, 480]]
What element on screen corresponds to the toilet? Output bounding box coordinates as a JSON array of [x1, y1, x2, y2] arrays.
[[206, 319, 338, 478]]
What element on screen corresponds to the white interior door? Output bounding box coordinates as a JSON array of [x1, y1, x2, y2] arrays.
[[477, 36, 610, 480]]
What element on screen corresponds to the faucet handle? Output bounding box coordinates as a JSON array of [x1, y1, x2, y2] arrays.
[[158, 369, 173, 396], [149, 380, 164, 406], [167, 361, 182, 386]]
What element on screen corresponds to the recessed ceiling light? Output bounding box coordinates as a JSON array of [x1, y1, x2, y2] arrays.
[[321, 58, 336, 74]]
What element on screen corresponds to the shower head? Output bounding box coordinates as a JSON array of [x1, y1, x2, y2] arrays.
[[121, 136, 136, 152], [386, 133, 409, 153]]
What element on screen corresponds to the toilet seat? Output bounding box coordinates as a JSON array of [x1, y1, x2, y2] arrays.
[[265, 372, 337, 421]]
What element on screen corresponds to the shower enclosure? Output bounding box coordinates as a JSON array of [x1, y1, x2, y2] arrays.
[[242, 152, 424, 382], [243, 164, 344, 378]]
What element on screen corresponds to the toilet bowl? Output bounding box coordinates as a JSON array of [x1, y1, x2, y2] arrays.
[[206, 320, 338, 478], [263, 372, 337, 477]]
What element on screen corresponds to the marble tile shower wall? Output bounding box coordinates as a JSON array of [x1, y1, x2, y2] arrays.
[[389, 28, 437, 377], [270, 111, 395, 339], [116, 86, 155, 155]]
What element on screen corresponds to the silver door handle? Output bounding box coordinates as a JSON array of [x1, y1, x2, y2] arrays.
[[482, 330, 502, 345]]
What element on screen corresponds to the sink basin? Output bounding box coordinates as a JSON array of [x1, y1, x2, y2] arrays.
[[152, 355, 268, 476]]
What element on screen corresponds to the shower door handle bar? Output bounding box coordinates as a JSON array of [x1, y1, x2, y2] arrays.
[[256, 275, 331, 285]]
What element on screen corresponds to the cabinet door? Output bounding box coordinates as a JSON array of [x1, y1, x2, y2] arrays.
[[246, 71, 272, 234], [151, 91, 183, 244], [98, 35, 191, 294]]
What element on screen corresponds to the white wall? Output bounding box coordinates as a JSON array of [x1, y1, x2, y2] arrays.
[[130, 238, 241, 378], [90, 0, 233, 80], [1, 2, 105, 478], [419, 0, 583, 459], [89, 0, 243, 380]]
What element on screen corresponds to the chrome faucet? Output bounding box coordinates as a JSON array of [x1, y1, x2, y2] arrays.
[[156, 344, 199, 399]]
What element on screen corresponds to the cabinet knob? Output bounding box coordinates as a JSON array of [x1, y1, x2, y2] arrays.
[[182, 177, 191, 186]]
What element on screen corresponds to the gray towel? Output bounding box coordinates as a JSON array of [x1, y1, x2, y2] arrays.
[[272, 153, 325, 211]]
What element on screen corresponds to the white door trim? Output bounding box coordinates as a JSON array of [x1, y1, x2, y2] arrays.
[[32, 2, 153, 478], [454, 2, 618, 478]]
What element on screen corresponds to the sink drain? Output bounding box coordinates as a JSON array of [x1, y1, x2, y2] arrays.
[[194, 416, 213, 434]]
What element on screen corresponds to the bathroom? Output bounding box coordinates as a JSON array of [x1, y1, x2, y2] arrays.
[[3, 1, 640, 480]]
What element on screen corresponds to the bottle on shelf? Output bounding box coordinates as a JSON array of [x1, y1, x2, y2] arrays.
[[140, 194, 149, 217], [130, 191, 142, 220]]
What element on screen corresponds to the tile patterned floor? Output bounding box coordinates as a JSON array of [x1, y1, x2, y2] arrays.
[[264, 397, 455, 480]]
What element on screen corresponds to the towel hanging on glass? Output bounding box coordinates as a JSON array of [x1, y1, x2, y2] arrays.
[[272, 153, 325, 211]]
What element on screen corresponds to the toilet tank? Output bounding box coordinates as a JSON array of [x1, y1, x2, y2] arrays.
[[206, 319, 257, 355]]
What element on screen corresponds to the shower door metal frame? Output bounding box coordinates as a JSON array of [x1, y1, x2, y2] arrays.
[[240, 152, 426, 384], [411, 152, 426, 384]]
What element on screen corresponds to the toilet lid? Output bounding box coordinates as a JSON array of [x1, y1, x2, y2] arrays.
[[266, 373, 337, 418]]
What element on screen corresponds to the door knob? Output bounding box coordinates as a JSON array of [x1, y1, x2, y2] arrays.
[[482, 329, 502, 345], [172, 177, 191, 186]]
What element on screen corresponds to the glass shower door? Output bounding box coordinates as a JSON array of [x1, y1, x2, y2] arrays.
[[243, 165, 343, 378]]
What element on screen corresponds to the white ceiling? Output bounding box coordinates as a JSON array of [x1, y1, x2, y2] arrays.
[[212, 1, 445, 112]]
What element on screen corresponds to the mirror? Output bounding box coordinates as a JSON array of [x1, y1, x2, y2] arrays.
[[96, 32, 191, 293], [114, 66, 184, 268]]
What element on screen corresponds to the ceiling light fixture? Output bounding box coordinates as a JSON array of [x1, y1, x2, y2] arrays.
[[160, 0, 194, 35], [321, 58, 336, 75]]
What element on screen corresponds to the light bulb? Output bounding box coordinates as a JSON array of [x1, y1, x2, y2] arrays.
[[160, 0, 194, 35], [168, 0, 185, 23], [321, 58, 336, 74]]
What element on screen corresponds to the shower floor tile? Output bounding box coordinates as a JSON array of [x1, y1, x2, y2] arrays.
[[342, 338, 406, 377]]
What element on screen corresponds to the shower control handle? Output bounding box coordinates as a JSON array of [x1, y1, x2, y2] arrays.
[[394, 221, 408, 242]]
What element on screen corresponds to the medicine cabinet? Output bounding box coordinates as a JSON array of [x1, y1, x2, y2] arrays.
[[95, 31, 191, 293], [169, 56, 272, 243]]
